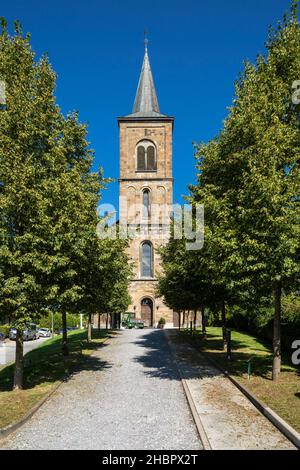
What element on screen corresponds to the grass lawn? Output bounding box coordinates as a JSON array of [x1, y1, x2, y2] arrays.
[[180, 327, 300, 433], [0, 329, 113, 429]]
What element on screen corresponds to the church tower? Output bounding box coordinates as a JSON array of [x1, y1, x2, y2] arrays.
[[118, 41, 175, 327]]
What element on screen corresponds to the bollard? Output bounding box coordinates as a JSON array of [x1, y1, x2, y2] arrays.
[[247, 356, 254, 379]]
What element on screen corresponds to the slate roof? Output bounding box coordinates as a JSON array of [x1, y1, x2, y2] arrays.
[[126, 46, 167, 118]]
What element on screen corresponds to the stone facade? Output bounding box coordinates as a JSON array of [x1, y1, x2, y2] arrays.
[[118, 117, 175, 326]]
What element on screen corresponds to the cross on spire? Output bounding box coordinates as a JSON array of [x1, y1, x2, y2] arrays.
[[144, 30, 148, 51]]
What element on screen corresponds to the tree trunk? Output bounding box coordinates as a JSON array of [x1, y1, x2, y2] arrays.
[[13, 328, 24, 390], [62, 311, 69, 356], [193, 310, 197, 333], [201, 305, 207, 338], [272, 280, 282, 381], [106, 313, 108, 330], [98, 313, 101, 331], [87, 313, 92, 342], [221, 300, 227, 350], [178, 311, 181, 331], [182, 311, 186, 329]]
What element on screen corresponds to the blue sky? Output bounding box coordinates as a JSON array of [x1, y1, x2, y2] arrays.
[[1, 0, 294, 210]]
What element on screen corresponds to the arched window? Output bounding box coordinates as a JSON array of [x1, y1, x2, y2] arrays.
[[137, 146, 146, 171], [143, 188, 150, 218], [141, 241, 153, 278], [147, 146, 155, 170], [136, 140, 157, 171]]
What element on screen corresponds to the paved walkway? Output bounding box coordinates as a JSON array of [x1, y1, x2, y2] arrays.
[[167, 331, 295, 450], [1, 329, 201, 450]]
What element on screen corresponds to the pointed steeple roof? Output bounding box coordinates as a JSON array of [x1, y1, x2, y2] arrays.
[[127, 43, 166, 118]]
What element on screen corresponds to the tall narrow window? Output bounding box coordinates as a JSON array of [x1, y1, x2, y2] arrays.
[[143, 189, 150, 218], [136, 140, 157, 171], [141, 241, 153, 278], [137, 146, 146, 171], [147, 146, 155, 170]]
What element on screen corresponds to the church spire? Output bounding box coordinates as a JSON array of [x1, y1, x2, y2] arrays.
[[129, 38, 165, 117]]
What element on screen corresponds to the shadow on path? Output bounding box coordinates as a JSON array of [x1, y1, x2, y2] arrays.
[[132, 329, 224, 382], [132, 329, 180, 381]]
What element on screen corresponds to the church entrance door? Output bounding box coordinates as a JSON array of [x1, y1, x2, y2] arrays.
[[141, 298, 153, 327]]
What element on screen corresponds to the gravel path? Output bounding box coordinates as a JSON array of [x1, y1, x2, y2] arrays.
[[1, 329, 202, 450]]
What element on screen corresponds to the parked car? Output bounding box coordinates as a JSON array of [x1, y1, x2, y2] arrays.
[[57, 326, 78, 334], [38, 327, 51, 338], [9, 328, 17, 340], [9, 323, 39, 341]]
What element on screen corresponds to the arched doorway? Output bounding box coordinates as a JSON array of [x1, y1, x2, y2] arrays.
[[141, 298, 153, 327]]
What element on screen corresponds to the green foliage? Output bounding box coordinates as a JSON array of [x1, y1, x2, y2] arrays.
[[0, 23, 59, 329], [0, 324, 10, 337], [282, 293, 300, 324], [159, 2, 300, 376], [190, 2, 300, 300], [38, 313, 80, 331], [157, 219, 220, 313], [193, 1, 300, 339]]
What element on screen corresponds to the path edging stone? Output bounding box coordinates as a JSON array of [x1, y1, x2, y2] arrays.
[[204, 352, 300, 450], [0, 380, 63, 439], [186, 336, 300, 450], [164, 330, 211, 450]]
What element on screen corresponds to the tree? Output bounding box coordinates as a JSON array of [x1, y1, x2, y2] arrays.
[[76, 228, 131, 342], [0, 20, 66, 388], [98, 234, 132, 329], [192, 1, 300, 379], [0, 20, 106, 386], [43, 113, 104, 355], [157, 219, 223, 336]]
